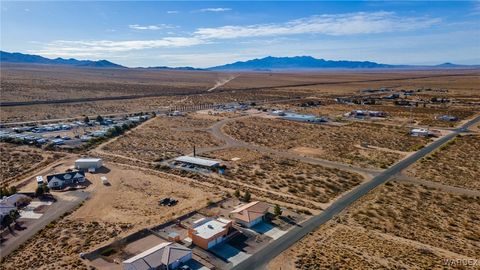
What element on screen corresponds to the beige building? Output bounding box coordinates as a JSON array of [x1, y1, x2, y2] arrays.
[[188, 217, 232, 250], [230, 201, 269, 228]]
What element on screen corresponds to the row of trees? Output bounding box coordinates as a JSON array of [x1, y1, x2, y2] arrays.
[[84, 111, 154, 125], [234, 189, 251, 202], [83, 115, 104, 124]]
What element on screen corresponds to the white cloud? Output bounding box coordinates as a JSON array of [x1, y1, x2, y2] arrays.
[[129, 24, 176, 30], [197, 8, 231, 12], [167, 10, 179, 14], [32, 11, 440, 61], [151, 52, 252, 68], [471, 1, 480, 15], [32, 37, 207, 58], [194, 12, 440, 39]]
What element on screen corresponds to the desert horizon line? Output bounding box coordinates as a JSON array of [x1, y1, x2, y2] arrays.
[[1, 50, 479, 70]]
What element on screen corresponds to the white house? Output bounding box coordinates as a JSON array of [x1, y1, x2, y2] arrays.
[[46, 171, 85, 189], [123, 242, 192, 270]]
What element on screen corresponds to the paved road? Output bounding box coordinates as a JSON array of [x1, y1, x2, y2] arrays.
[[0, 191, 89, 258], [231, 115, 480, 270]]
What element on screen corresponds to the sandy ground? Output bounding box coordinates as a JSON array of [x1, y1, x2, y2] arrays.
[[0, 143, 63, 186], [224, 117, 428, 168], [268, 181, 480, 270], [70, 162, 219, 229], [203, 147, 363, 206], [406, 134, 480, 190], [2, 161, 219, 270], [1, 67, 479, 269], [101, 115, 223, 162]]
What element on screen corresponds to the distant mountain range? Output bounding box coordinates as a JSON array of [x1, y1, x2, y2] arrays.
[[0, 51, 125, 68], [138, 66, 203, 71], [1, 51, 478, 70], [208, 56, 395, 70], [208, 56, 480, 70]]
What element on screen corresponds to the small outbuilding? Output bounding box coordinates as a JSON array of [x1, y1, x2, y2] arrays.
[[36, 176, 44, 186], [75, 158, 103, 171], [100, 176, 109, 185]]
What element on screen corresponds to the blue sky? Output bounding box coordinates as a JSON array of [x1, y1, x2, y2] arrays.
[[1, 1, 479, 67]]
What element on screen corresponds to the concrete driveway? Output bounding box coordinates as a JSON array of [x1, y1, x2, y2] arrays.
[[251, 222, 287, 240], [19, 201, 53, 219], [210, 243, 251, 266], [185, 259, 211, 270]]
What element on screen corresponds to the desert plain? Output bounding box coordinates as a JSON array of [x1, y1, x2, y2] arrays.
[[1, 64, 479, 270]]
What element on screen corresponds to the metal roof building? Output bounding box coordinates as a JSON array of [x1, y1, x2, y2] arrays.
[[174, 156, 220, 168], [281, 113, 327, 123], [75, 158, 103, 170]]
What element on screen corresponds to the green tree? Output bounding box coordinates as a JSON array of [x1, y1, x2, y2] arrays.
[[114, 126, 122, 135], [0, 186, 8, 197], [8, 186, 17, 195], [35, 185, 45, 197], [0, 210, 15, 231], [273, 204, 282, 216], [243, 190, 251, 202], [233, 189, 241, 198], [84, 116, 90, 124], [44, 142, 55, 151], [42, 183, 50, 194], [96, 115, 104, 123]]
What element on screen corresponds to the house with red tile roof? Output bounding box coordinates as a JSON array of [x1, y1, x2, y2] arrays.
[[229, 201, 270, 228]]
